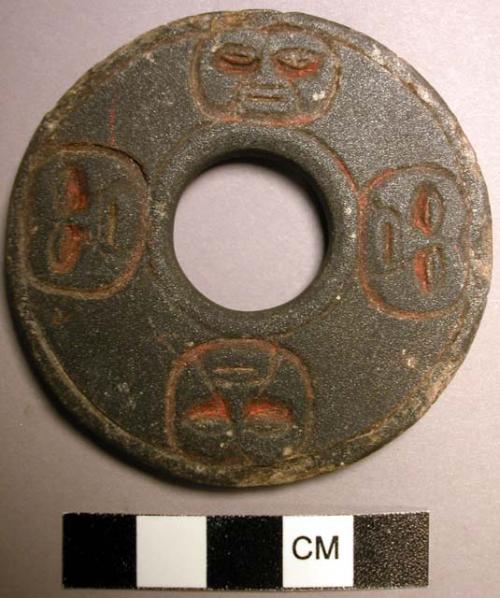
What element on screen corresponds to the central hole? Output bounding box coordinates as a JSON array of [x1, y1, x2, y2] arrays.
[[173, 159, 326, 311]]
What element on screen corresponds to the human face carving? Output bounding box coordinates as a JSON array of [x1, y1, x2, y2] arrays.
[[359, 167, 468, 317], [166, 340, 314, 465], [192, 26, 340, 125]]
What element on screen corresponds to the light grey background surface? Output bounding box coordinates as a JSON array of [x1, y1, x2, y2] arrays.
[[1, 1, 499, 597]]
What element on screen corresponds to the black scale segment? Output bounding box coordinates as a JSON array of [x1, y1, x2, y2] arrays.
[[354, 512, 429, 588], [63, 513, 136, 588], [207, 516, 282, 589]]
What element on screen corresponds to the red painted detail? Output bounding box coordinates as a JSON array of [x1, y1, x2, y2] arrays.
[[274, 57, 321, 79], [356, 166, 464, 320], [411, 182, 443, 236], [51, 224, 87, 275], [214, 46, 259, 74], [414, 250, 429, 293], [414, 245, 443, 294], [215, 59, 259, 75], [244, 399, 292, 423], [65, 167, 88, 212], [186, 393, 230, 420]]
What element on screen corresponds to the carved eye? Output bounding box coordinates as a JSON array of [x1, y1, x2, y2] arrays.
[[244, 399, 292, 424], [214, 43, 259, 73], [274, 47, 323, 77], [185, 394, 230, 421], [411, 182, 444, 236], [413, 245, 445, 294], [49, 223, 87, 275]]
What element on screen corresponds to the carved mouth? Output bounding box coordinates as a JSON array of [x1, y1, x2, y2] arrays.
[[245, 93, 283, 102], [239, 86, 292, 112]]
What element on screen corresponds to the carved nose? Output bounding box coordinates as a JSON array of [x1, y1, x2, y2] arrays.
[[253, 54, 281, 84]]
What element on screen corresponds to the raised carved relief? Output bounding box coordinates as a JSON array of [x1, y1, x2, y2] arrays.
[[358, 166, 468, 317], [191, 22, 341, 125], [24, 146, 148, 299], [166, 339, 314, 465]]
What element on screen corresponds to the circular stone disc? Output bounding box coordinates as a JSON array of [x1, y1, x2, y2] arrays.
[[6, 10, 492, 486]]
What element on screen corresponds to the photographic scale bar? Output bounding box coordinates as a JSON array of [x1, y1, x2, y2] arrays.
[[63, 512, 428, 590]]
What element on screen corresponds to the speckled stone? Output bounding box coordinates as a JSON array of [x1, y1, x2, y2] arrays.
[[6, 10, 491, 486]]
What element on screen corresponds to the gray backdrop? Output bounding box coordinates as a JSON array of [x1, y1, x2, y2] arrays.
[[1, 1, 499, 597]]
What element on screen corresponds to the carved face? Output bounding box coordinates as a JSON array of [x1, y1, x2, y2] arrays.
[[25, 147, 147, 298], [359, 167, 468, 316], [166, 340, 314, 465], [192, 26, 340, 125]]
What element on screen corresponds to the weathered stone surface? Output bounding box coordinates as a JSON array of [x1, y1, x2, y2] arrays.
[[6, 11, 491, 486]]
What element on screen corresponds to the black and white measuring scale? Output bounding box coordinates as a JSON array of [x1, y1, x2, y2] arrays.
[[63, 512, 428, 590]]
